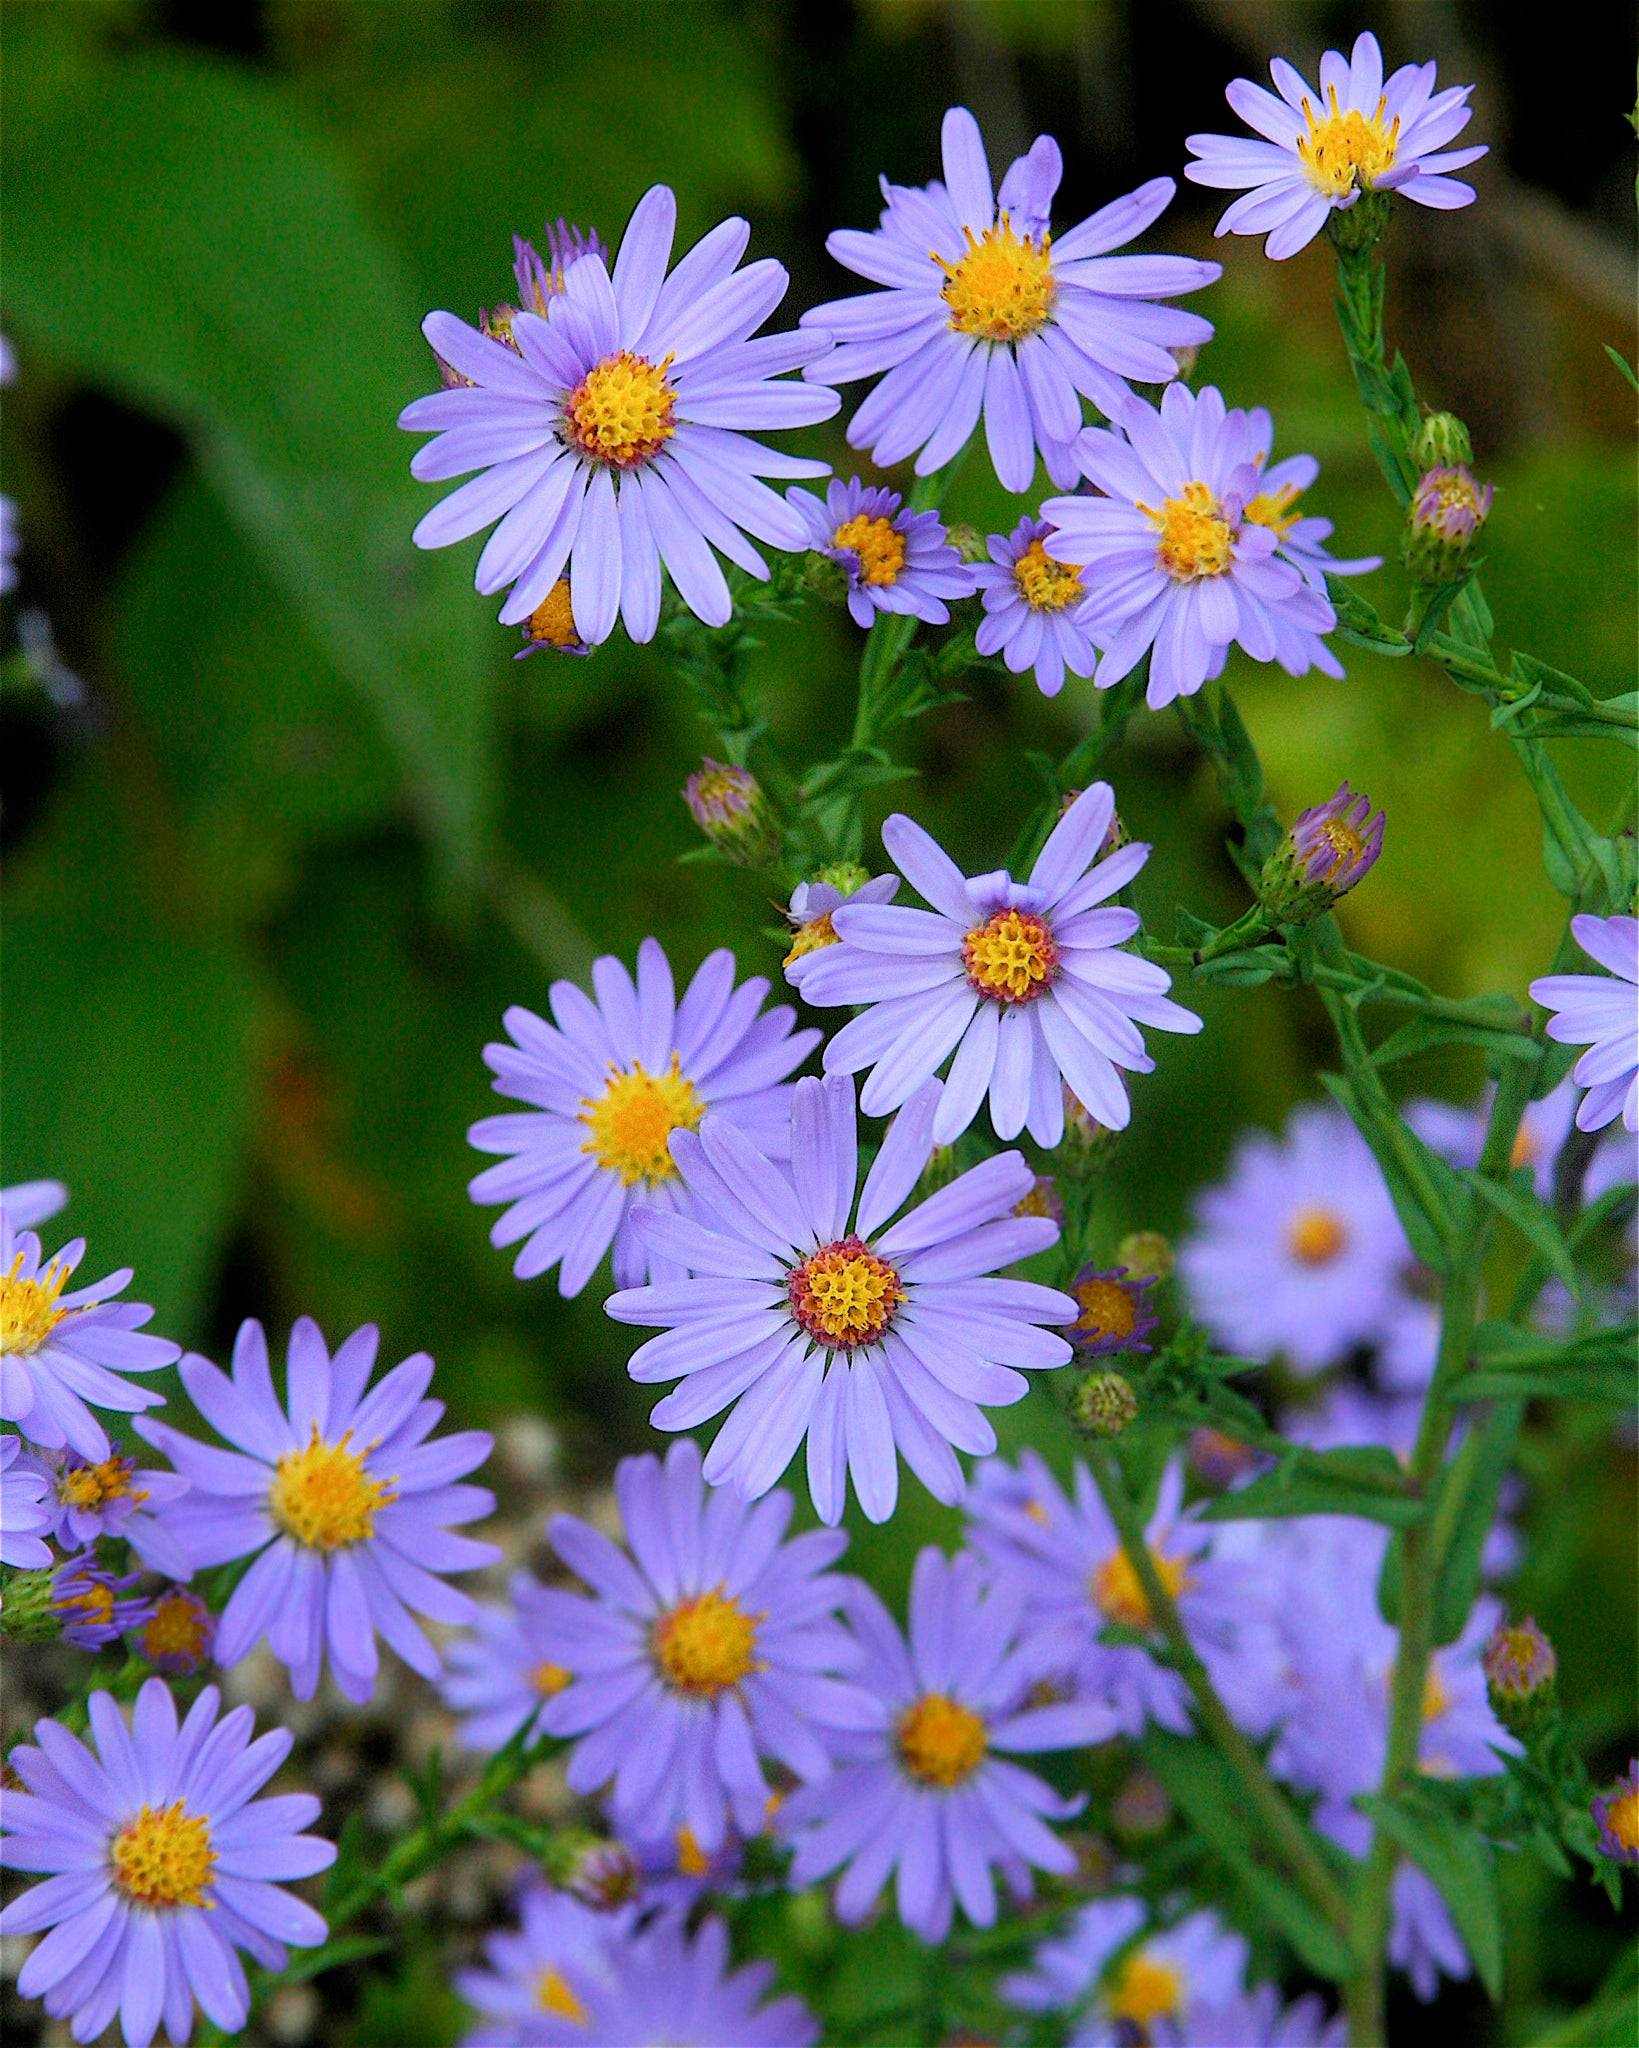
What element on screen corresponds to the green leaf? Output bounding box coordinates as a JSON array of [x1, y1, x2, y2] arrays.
[[1319, 1071, 1462, 1273], [1432, 1400, 1523, 1644], [1367, 1012, 1536, 1070], [1462, 1170, 1580, 1299], [1604, 343, 1639, 394], [1199, 1448, 1427, 1529], [1361, 1791, 1504, 2001]]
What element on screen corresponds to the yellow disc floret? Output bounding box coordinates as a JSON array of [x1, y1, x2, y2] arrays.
[[831, 512, 907, 588], [564, 349, 677, 469], [579, 1057, 705, 1188], [1071, 1276, 1139, 1349], [1144, 483, 1234, 581], [1093, 1546, 1191, 1631], [651, 1587, 762, 1698], [269, 1426, 396, 1552], [0, 1252, 72, 1356], [1244, 480, 1303, 539], [139, 1590, 214, 1671], [1013, 538, 1084, 613], [530, 1660, 572, 1699], [787, 1236, 904, 1349], [1296, 88, 1401, 198], [525, 578, 581, 650], [111, 1799, 216, 1910], [936, 217, 1056, 343], [784, 913, 838, 967], [1108, 1948, 1185, 2026], [59, 1453, 145, 1512], [963, 907, 1059, 1004], [534, 1969, 589, 2023], [1602, 1784, 1639, 1856], [897, 1693, 988, 1788], [1286, 1206, 1349, 1266]]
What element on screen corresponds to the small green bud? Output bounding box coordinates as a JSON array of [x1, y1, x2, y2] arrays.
[[1482, 1617, 1558, 1741], [1115, 1230, 1174, 1283], [682, 759, 780, 868], [1414, 412, 1473, 471], [1323, 189, 1392, 254], [812, 861, 871, 896], [1058, 1086, 1118, 1180], [944, 521, 989, 565], [801, 551, 850, 606], [1111, 1769, 1172, 1841], [915, 1144, 962, 1199], [552, 1832, 642, 1910], [1072, 1371, 1138, 1439], [0, 1569, 62, 1642]]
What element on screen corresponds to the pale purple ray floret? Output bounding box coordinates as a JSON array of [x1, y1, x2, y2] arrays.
[[1529, 914, 1639, 1135]]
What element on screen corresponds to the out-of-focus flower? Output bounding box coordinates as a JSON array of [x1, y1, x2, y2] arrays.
[[1116, 1229, 1174, 1282], [50, 1550, 155, 1649], [1, 332, 18, 595], [781, 1549, 1111, 1942], [469, 938, 816, 1296], [0, 1434, 52, 1569], [1530, 915, 1639, 1134], [1483, 1616, 1557, 1737], [559, 1837, 643, 1913], [1184, 31, 1485, 259], [783, 867, 897, 971], [400, 186, 838, 645], [1592, 1761, 1639, 1865], [0, 1213, 180, 1461], [1404, 463, 1492, 582], [455, 1884, 622, 2046], [29, 1442, 192, 1579], [139, 1317, 497, 1703], [542, 1439, 876, 1850], [803, 106, 1217, 490], [137, 1586, 216, 1677], [1072, 1370, 1139, 1439], [1077, 1982, 1347, 2046], [973, 514, 1100, 698], [0, 1179, 68, 1230], [1409, 1074, 1631, 1209], [788, 786, 1200, 1141], [1015, 1173, 1065, 1227], [607, 1074, 1077, 1523], [1067, 1266, 1159, 1358], [569, 1913, 819, 2047], [786, 477, 972, 630], [441, 1572, 577, 1752], [682, 759, 780, 866], [1004, 1896, 1248, 2036], [1043, 387, 1346, 708], [0, 1678, 334, 2048], [1260, 782, 1385, 924]]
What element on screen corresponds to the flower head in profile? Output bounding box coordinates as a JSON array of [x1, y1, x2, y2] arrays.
[[29, 1441, 192, 1579], [0, 1678, 334, 2048], [1004, 1896, 1249, 2038], [788, 785, 1200, 1142], [1260, 783, 1386, 924], [540, 1439, 876, 1852], [1592, 1760, 1639, 1866], [51, 1551, 155, 1650], [0, 1213, 179, 1462], [803, 106, 1218, 490], [440, 1572, 577, 1753], [782, 866, 898, 972], [514, 576, 592, 659], [787, 476, 973, 629], [455, 1884, 622, 2047], [682, 759, 780, 866], [470, 939, 816, 1296], [400, 186, 839, 646], [1041, 386, 1346, 708], [607, 1074, 1079, 1523], [1529, 914, 1638, 1134], [1185, 32, 1486, 259], [0, 1434, 52, 1569], [973, 514, 1099, 697], [1405, 463, 1492, 584], [781, 1548, 1111, 1943], [138, 1317, 498, 1703]]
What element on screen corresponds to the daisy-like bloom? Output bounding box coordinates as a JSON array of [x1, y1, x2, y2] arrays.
[[553, 1913, 819, 2048], [470, 937, 817, 1296], [0, 1177, 68, 1229], [0, 1213, 180, 1462], [973, 514, 1099, 697], [137, 1317, 498, 1703], [782, 866, 898, 972], [1004, 1897, 1248, 2036], [0, 1432, 53, 1569], [1177, 1101, 1411, 1374], [1592, 1760, 1639, 1865], [965, 1450, 1263, 1738], [607, 1074, 1078, 1523], [136, 1587, 216, 1678], [540, 1438, 876, 1851], [52, 1552, 155, 1650], [786, 476, 972, 629], [455, 1884, 622, 2046], [623, 1819, 745, 1912], [1232, 404, 1382, 602], [1041, 385, 1343, 709], [1260, 782, 1386, 926], [1184, 31, 1487, 260], [802, 106, 1218, 491], [1067, 1265, 1159, 1357], [1410, 1073, 1631, 1209], [441, 1572, 576, 1752], [780, 1549, 1111, 1943], [30, 1441, 192, 1580], [399, 185, 839, 647], [787, 785, 1200, 1143], [0, 1677, 334, 2048], [1530, 914, 1639, 1134], [1076, 1984, 1346, 2048]]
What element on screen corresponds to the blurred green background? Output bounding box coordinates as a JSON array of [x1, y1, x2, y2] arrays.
[[1, 1, 1634, 2041]]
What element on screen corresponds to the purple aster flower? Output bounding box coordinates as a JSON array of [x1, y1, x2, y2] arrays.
[[0, 1177, 68, 1229], [455, 1883, 624, 2046], [567, 1913, 818, 2047], [29, 1441, 192, 1580], [1233, 406, 1383, 594], [513, 575, 592, 659], [136, 1586, 216, 1678], [0, 1432, 52, 1569], [470, 937, 817, 1297], [1015, 1172, 1065, 1227], [606, 1074, 1078, 1523], [1004, 1896, 1248, 2037], [1592, 1761, 1639, 1865], [137, 1316, 498, 1703], [802, 106, 1218, 491], [1067, 1265, 1159, 1357], [1177, 1102, 1411, 1374], [786, 476, 973, 629], [0, 1677, 334, 2048], [973, 514, 1100, 697], [511, 219, 611, 316], [51, 1551, 155, 1649], [400, 185, 839, 646], [0, 1213, 180, 1462], [540, 1438, 876, 1850], [622, 1819, 745, 1911], [780, 1549, 1111, 1942], [1409, 460, 1492, 545], [440, 1572, 576, 1752], [787, 784, 1201, 1142], [1530, 914, 1639, 1134], [1184, 32, 1486, 259], [682, 759, 780, 866], [1289, 782, 1385, 895], [783, 867, 899, 973], [1078, 1983, 1347, 2048], [1041, 385, 1342, 709]]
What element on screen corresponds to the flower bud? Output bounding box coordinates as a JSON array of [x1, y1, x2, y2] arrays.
[[1403, 463, 1492, 584], [1058, 788, 1129, 857], [1013, 1174, 1064, 1227], [943, 520, 990, 566], [1592, 1761, 1639, 1866], [1068, 1267, 1159, 1358], [1260, 782, 1385, 925], [1072, 1370, 1139, 1439], [1115, 1230, 1173, 1283], [0, 1567, 61, 1642], [915, 1144, 962, 1199], [801, 552, 850, 606], [1414, 412, 1473, 471], [1111, 1769, 1172, 1841], [554, 1833, 643, 1909], [1482, 1616, 1558, 1739], [1059, 1086, 1118, 1179], [682, 759, 780, 867], [784, 864, 875, 967]]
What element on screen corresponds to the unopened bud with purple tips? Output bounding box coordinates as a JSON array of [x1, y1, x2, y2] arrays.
[[1260, 782, 1385, 925], [514, 220, 609, 314], [1404, 463, 1493, 583], [1483, 1615, 1558, 1739], [682, 759, 780, 868], [554, 1832, 643, 1909]]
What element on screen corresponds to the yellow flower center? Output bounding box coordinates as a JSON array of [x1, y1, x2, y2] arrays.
[[651, 1587, 762, 1698], [1013, 538, 1084, 612], [1296, 88, 1401, 198], [897, 1692, 988, 1788], [1093, 1546, 1190, 1630], [59, 1454, 144, 1512], [787, 1235, 904, 1349], [110, 1800, 216, 1910], [1108, 1948, 1185, 2026], [269, 1426, 396, 1552], [936, 218, 1056, 343], [783, 912, 838, 967], [963, 907, 1058, 1004], [1422, 1664, 1452, 1724], [1013, 1180, 1058, 1221], [831, 512, 906, 588], [534, 1968, 589, 2023], [1510, 1124, 1539, 1171], [1245, 480, 1303, 539], [0, 1252, 71, 1355], [55, 1580, 115, 1630], [1310, 819, 1369, 884], [1144, 482, 1234, 581], [676, 1825, 711, 1878], [1421, 470, 1486, 523], [1071, 1276, 1139, 1348], [1286, 1206, 1349, 1266], [526, 578, 580, 649], [530, 1659, 572, 1698], [1605, 1787, 1639, 1854], [563, 349, 677, 469], [139, 1591, 212, 1669], [579, 1057, 705, 1188]]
